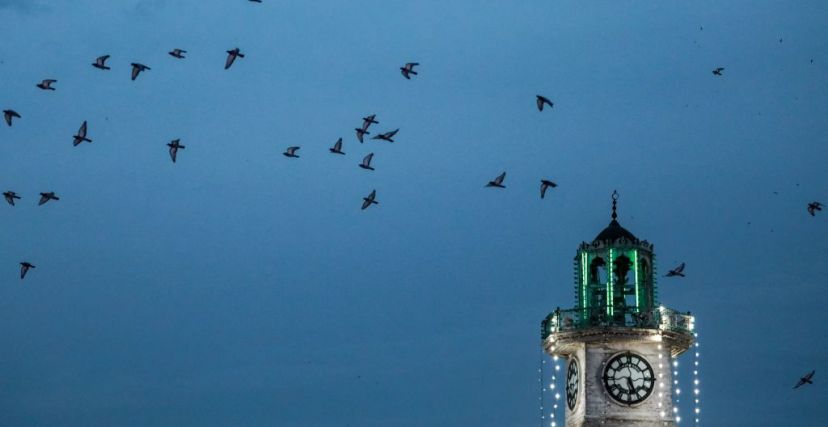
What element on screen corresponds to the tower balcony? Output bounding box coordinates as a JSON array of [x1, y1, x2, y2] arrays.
[[541, 306, 695, 357]]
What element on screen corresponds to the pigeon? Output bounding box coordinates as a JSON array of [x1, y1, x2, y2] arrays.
[[486, 172, 506, 188], [167, 139, 185, 163], [249, 0, 262, 2], [400, 62, 419, 79], [540, 179, 557, 198], [665, 262, 686, 277], [168, 49, 187, 59], [807, 202, 823, 216], [3, 191, 21, 206], [794, 370, 815, 389], [225, 48, 244, 70], [72, 121, 92, 146], [712, 67, 724, 76], [536, 95, 554, 111], [362, 114, 379, 127], [36, 79, 57, 90], [359, 153, 375, 171], [3, 109, 20, 126], [92, 55, 111, 70], [372, 129, 399, 143], [19, 262, 35, 280], [329, 138, 345, 154], [283, 146, 300, 158], [38, 192, 59, 206], [355, 126, 370, 143], [131, 63, 150, 80], [362, 190, 378, 210]]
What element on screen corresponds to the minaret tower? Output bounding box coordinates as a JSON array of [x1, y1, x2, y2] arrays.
[[542, 192, 694, 426]]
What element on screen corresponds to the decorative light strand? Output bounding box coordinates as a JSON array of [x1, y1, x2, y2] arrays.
[[673, 355, 681, 424], [658, 343, 666, 419], [539, 353, 545, 427], [549, 355, 561, 427], [693, 333, 701, 426]]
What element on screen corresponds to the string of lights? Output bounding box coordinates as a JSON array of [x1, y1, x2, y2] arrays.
[[673, 355, 681, 423], [693, 333, 701, 426], [549, 355, 561, 427], [539, 352, 545, 427]]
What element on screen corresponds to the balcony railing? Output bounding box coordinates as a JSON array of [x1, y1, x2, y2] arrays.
[[541, 306, 694, 339]]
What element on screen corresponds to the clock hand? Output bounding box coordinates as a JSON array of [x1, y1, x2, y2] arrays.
[[626, 377, 635, 392]]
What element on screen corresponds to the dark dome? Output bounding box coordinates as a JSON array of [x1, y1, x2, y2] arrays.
[[593, 219, 638, 244]]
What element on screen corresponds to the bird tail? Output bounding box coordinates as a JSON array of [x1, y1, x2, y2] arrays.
[[237, 53, 245, 58]]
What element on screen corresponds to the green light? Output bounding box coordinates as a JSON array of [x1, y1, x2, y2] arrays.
[[608, 249, 614, 316], [632, 249, 639, 311], [581, 251, 588, 309]]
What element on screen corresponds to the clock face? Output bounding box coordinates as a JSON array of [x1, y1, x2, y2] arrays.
[[566, 358, 579, 410], [602, 352, 656, 405]]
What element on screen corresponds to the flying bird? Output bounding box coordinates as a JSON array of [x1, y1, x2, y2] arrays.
[[3, 109, 20, 126], [536, 95, 554, 111], [362, 190, 378, 210], [130, 63, 150, 80], [329, 138, 345, 154], [3, 191, 21, 206], [540, 179, 558, 198], [38, 192, 59, 206], [362, 114, 379, 127], [486, 172, 506, 188], [355, 127, 369, 143], [400, 62, 419, 79], [36, 79, 57, 90], [168, 49, 187, 59], [372, 129, 399, 143], [249, 0, 262, 2], [807, 202, 823, 216], [283, 146, 300, 158], [665, 262, 686, 277], [92, 55, 111, 70], [225, 48, 245, 69], [20, 262, 35, 280], [167, 139, 185, 163], [712, 67, 724, 76], [359, 153, 375, 171], [794, 370, 815, 389], [72, 121, 92, 146]]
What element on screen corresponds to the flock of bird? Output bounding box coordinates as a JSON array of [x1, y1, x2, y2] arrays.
[[1, 0, 822, 404]]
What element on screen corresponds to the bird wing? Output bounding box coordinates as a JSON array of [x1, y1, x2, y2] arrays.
[[3, 112, 10, 126], [356, 129, 365, 143], [362, 153, 374, 166], [361, 198, 371, 209], [333, 138, 342, 151], [537, 97, 544, 111], [20, 264, 28, 279], [675, 262, 685, 273], [169, 146, 178, 162], [494, 172, 506, 185], [225, 52, 236, 69], [44, 79, 57, 84], [386, 129, 399, 138], [38, 194, 48, 205], [541, 182, 548, 198], [78, 121, 87, 137], [131, 65, 140, 80], [805, 370, 815, 381], [368, 190, 376, 200]]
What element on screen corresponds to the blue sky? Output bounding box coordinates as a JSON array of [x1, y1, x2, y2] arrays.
[[1, 0, 827, 425]]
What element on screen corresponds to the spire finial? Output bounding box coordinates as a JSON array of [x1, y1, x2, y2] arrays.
[[611, 190, 619, 221]]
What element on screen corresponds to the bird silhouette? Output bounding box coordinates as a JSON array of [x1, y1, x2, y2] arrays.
[[355, 127, 369, 143], [359, 153, 375, 171], [487, 172, 506, 188], [794, 370, 815, 389], [807, 202, 823, 216], [38, 192, 59, 206], [3, 109, 20, 126], [372, 129, 399, 143], [167, 139, 185, 163], [72, 121, 92, 146], [362, 190, 378, 210], [540, 179, 557, 198], [362, 114, 379, 127], [92, 55, 111, 70], [168, 49, 187, 59], [225, 48, 244, 69], [130, 63, 150, 80], [712, 67, 724, 76], [400, 62, 419, 79], [536, 95, 554, 111], [329, 138, 345, 154], [20, 262, 35, 279], [665, 262, 686, 277], [283, 146, 300, 158], [3, 191, 21, 206], [36, 79, 57, 90]]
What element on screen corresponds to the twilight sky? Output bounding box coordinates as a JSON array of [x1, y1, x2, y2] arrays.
[[1, 1, 827, 426]]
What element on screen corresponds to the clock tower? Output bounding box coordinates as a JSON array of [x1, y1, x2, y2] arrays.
[[541, 192, 694, 426]]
